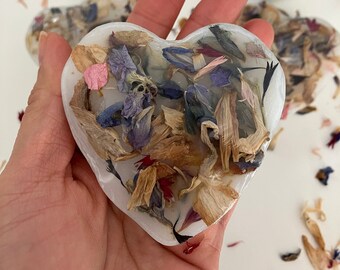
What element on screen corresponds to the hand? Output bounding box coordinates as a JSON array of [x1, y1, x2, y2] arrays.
[[0, 0, 273, 269]]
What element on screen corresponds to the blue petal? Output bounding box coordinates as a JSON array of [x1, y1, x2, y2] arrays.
[[162, 47, 195, 73], [158, 80, 184, 100], [96, 102, 124, 128], [210, 66, 231, 87], [107, 46, 137, 92], [83, 3, 98, 23]]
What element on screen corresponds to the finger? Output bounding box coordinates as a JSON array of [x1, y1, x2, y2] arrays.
[[243, 18, 274, 47], [127, 0, 185, 38], [177, 0, 247, 39], [7, 32, 74, 179]]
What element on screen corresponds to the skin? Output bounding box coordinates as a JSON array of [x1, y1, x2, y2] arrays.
[[0, 0, 273, 269]]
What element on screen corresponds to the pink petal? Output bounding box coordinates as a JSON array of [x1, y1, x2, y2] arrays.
[[281, 103, 290, 120], [240, 78, 256, 108], [194, 56, 228, 80], [84, 63, 108, 91]]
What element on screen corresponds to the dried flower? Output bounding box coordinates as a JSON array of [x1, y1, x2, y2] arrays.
[[107, 45, 137, 92], [315, 167, 334, 186], [121, 91, 152, 119], [327, 127, 340, 149], [96, 102, 123, 128], [209, 25, 246, 61], [83, 63, 108, 91], [280, 249, 301, 262], [162, 47, 195, 73]]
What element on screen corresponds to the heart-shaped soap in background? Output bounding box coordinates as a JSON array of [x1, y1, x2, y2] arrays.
[[61, 22, 285, 245]]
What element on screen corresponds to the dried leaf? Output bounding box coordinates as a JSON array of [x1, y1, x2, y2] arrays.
[[128, 166, 157, 210], [71, 45, 108, 73]]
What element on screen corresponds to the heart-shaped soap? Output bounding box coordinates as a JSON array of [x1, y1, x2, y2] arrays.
[[61, 22, 285, 245]]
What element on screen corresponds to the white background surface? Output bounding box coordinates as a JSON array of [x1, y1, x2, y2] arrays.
[[1, 0, 340, 269]]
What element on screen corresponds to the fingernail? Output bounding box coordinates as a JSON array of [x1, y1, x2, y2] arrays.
[[38, 31, 48, 65]]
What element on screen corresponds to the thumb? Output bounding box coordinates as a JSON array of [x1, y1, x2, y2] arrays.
[[7, 32, 74, 179]]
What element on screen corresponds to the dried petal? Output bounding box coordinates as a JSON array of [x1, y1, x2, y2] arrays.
[[106, 159, 124, 187], [268, 127, 284, 151], [210, 66, 231, 87], [122, 91, 152, 119], [158, 178, 175, 202], [302, 235, 330, 270], [158, 80, 184, 100], [83, 3, 98, 23], [327, 128, 340, 149], [162, 106, 185, 135], [281, 103, 290, 120], [110, 30, 152, 48], [71, 45, 107, 73], [227, 241, 243, 248], [107, 45, 137, 92], [194, 56, 228, 81], [162, 47, 195, 73], [315, 167, 334, 186], [135, 155, 156, 170], [128, 166, 157, 210], [84, 63, 108, 90], [209, 25, 245, 61], [179, 208, 201, 231], [192, 53, 206, 71], [96, 102, 123, 128], [18, 110, 25, 122], [196, 43, 224, 57], [127, 106, 154, 149], [306, 18, 321, 32], [239, 70, 256, 108], [262, 61, 279, 104], [246, 42, 268, 59], [303, 213, 326, 251]]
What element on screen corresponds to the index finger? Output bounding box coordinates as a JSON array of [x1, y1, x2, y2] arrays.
[[127, 0, 185, 38]]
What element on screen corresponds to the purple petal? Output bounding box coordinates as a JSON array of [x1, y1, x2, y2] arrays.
[[162, 47, 195, 73], [121, 92, 151, 119], [210, 66, 231, 87], [179, 208, 201, 231]]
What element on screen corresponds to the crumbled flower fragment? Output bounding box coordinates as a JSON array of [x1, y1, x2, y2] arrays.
[[296, 105, 317, 115], [107, 45, 137, 92], [327, 128, 340, 149], [162, 47, 195, 73], [18, 110, 25, 122], [84, 63, 108, 91], [315, 167, 334, 186], [280, 249, 301, 262], [96, 102, 123, 128]]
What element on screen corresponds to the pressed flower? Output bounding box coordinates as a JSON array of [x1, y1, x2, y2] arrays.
[[194, 56, 228, 81], [210, 66, 231, 87], [280, 249, 301, 262], [158, 80, 184, 100], [127, 106, 154, 149], [107, 45, 137, 92], [196, 43, 224, 57], [246, 42, 267, 59], [121, 91, 152, 119], [262, 61, 279, 104], [96, 102, 123, 128], [327, 128, 340, 149], [315, 167, 334, 186], [162, 47, 195, 73], [83, 63, 108, 91], [209, 25, 246, 61], [71, 45, 108, 73], [179, 208, 202, 231]]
